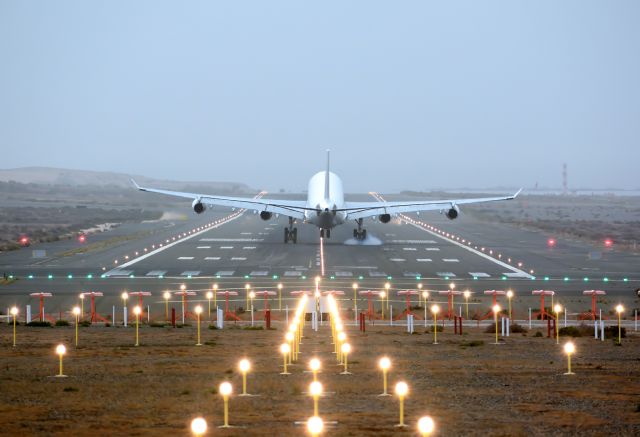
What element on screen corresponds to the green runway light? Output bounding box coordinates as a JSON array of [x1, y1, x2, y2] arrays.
[[501, 276, 507, 280], [358, 276, 364, 280], [583, 277, 589, 282], [101, 274, 106, 278], [130, 274, 135, 278], [330, 276, 335, 280], [187, 275, 192, 279], [48, 274, 53, 279], [302, 275, 307, 279], [603, 277, 609, 282], [159, 275, 164, 279], [216, 275, 221, 279], [28, 275, 33, 279], [244, 275, 249, 279], [272, 275, 278, 279], [416, 276, 421, 280], [444, 276, 450, 280], [387, 276, 392, 280], [623, 277, 628, 282], [473, 276, 478, 280], [544, 276, 549, 281], [86, 274, 93, 279], [563, 276, 569, 281], [67, 274, 73, 279]]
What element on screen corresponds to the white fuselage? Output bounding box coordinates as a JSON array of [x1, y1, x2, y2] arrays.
[[304, 171, 348, 229]]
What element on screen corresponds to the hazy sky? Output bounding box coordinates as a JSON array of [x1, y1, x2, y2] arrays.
[[1, 1, 639, 192]]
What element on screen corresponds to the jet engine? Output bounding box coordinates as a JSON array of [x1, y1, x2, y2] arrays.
[[378, 213, 391, 223], [445, 206, 459, 220], [260, 211, 273, 221], [192, 199, 206, 214]]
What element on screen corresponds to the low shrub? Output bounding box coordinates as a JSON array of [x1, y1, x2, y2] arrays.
[[534, 331, 543, 337], [510, 323, 528, 333], [26, 321, 51, 327], [559, 326, 582, 337], [428, 326, 443, 333], [79, 320, 91, 327], [243, 326, 264, 330], [55, 320, 70, 327], [460, 340, 484, 347], [149, 322, 167, 328], [208, 324, 219, 330]]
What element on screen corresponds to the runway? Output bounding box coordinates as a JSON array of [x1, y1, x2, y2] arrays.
[[1, 194, 638, 310]]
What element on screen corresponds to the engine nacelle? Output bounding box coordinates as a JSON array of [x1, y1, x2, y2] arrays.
[[445, 206, 459, 220], [192, 199, 206, 214], [260, 211, 272, 221], [379, 213, 391, 223]]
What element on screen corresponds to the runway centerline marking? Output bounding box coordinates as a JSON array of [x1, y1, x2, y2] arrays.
[[178, 256, 194, 260]]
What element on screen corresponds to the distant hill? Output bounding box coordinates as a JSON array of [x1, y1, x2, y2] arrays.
[[0, 167, 252, 193]]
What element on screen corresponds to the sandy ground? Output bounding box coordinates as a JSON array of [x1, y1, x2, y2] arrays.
[[1, 319, 639, 436]]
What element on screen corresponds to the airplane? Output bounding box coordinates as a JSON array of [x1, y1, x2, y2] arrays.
[[132, 151, 521, 244]]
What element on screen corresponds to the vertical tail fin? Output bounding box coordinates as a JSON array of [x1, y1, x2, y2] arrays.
[[324, 149, 331, 200]]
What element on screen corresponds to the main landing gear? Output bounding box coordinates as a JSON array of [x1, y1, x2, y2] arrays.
[[284, 217, 298, 244], [320, 229, 331, 238], [353, 218, 367, 240]]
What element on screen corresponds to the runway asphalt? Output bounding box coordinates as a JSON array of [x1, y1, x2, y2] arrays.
[[1, 196, 639, 317]]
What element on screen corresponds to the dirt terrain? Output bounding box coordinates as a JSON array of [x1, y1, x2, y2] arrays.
[[1, 319, 639, 436]]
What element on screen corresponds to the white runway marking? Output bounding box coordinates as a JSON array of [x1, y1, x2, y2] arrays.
[[334, 271, 353, 277], [146, 270, 167, 277], [437, 272, 456, 277], [242, 246, 256, 250], [503, 272, 531, 278], [404, 272, 420, 277], [389, 240, 436, 244], [240, 232, 253, 235], [390, 258, 406, 262], [250, 271, 269, 276], [469, 272, 491, 278], [442, 258, 460, 263], [181, 271, 200, 276], [369, 271, 388, 277], [402, 247, 417, 251], [104, 270, 133, 277], [416, 258, 432, 262], [178, 256, 194, 260], [196, 246, 211, 249], [220, 246, 234, 249], [231, 257, 247, 261], [284, 271, 302, 277], [205, 257, 221, 260], [215, 270, 235, 276], [200, 238, 263, 242], [426, 247, 440, 251]]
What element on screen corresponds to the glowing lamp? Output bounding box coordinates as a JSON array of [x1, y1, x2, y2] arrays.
[[191, 417, 207, 436], [219, 382, 232, 427], [309, 381, 323, 415], [379, 356, 391, 396], [307, 416, 324, 436], [239, 359, 251, 395], [564, 341, 575, 375], [395, 381, 409, 426], [418, 416, 435, 436]]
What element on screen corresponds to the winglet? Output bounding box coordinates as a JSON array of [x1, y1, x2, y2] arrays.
[[513, 188, 523, 198], [130, 178, 141, 190]]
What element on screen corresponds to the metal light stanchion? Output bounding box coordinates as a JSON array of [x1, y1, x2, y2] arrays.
[[11, 306, 18, 347], [72, 306, 81, 347], [378, 357, 391, 396], [564, 342, 575, 375], [133, 305, 141, 346]]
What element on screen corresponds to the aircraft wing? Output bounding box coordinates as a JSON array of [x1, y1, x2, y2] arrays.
[[341, 190, 522, 220], [131, 179, 309, 220]]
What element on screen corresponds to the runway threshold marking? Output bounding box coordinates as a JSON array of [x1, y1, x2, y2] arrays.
[[369, 192, 534, 279]]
